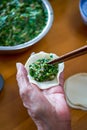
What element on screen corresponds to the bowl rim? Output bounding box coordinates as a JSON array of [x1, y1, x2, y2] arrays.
[[0, 0, 54, 52]]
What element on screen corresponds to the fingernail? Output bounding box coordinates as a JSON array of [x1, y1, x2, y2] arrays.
[[16, 62, 21, 70]]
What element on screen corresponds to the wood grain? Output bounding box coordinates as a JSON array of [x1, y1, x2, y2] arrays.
[[0, 0, 87, 130]]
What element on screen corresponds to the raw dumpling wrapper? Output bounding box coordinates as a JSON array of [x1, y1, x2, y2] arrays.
[[25, 51, 64, 89], [64, 73, 87, 110]]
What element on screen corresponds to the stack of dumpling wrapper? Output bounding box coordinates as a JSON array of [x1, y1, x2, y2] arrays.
[[64, 73, 87, 110]]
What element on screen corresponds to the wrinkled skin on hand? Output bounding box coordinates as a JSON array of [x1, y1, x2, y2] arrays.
[[16, 63, 71, 130]]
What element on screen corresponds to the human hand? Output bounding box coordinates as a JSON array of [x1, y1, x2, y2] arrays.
[[16, 63, 71, 130]]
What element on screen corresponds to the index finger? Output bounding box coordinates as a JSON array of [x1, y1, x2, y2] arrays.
[[59, 72, 64, 87]]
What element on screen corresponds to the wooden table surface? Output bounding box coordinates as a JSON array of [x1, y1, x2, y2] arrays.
[[0, 0, 87, 130]]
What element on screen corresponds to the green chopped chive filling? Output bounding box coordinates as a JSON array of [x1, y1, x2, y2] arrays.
[[0, 0, 48, 46], [29, 55, 58, 82]]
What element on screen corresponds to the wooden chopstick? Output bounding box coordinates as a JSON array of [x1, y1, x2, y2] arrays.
[[48, 45, 87, 64]]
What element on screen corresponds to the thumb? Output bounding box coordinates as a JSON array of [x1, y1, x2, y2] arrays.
[[16, 62, 32, 94], [16, 63, 41, 107]]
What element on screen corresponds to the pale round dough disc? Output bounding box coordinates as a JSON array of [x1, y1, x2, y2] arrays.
[[64, 73, 87, 110], [66, 95, 87, 110], [25, 51, 64, 89]]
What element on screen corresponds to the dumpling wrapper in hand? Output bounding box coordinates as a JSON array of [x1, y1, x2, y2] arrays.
[[25, 51, 64, 89], [64, 73, 87, 110]]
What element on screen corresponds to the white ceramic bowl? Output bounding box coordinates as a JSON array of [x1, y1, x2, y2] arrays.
[[0, 0, 53, 54], [79, 0, 87, 25]]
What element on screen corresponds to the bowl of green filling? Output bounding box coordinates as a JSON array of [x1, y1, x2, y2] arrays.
[[0, 0, 53, 54]]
